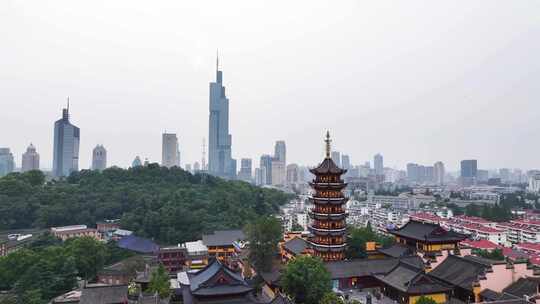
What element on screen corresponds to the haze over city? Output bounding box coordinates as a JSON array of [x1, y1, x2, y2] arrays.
[[2, 1, 540, 170]]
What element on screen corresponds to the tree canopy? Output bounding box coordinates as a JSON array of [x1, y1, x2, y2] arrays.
[[0, 236, 131, 304], [0, 166, 291, 244], [245, 216, 282, 272], [282, 256, 332, 304], [414, 295, 438, 304], [345, 224, 394, 259]]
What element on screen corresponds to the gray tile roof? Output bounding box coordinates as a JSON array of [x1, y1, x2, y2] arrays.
[[375, 262, 450, 294], [283, 238, 309, 256], [389, 220, 466, 243], [325, 257, 424, 279], [79, 285, 128, 304], [428, 255, 489, 291], [503, 277, 540, 298], [377, 243, 414, 258], [202, 230, 245, 247]]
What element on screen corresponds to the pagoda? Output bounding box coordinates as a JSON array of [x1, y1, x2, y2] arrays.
[[308, 131, 348, 261]]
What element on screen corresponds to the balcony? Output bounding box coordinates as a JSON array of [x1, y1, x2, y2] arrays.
[[308, 210, 348, 221], [308, 241, 347, 252], [308, 225, 347, 236]]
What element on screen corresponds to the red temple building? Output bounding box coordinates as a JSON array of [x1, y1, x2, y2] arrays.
[[308, 131, 348, 261]]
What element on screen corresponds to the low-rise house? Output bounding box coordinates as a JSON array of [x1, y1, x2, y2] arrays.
[[0, 229, 42, 256], [51, 225, 100, 241]]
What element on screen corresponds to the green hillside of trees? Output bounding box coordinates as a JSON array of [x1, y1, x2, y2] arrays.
[[0, 165, 292, 244]]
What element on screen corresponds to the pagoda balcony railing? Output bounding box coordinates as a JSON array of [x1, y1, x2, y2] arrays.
[[310, 196, 344, 201], [309, 211, 348, 220], [309, 182, 347, 187], [308, 225, 347, 233], [308, 241, 346, 248], [312, 208, 346, 214], [308, 238, 345, 245]]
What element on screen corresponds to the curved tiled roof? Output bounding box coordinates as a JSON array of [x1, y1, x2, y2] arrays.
[[309, 158, 346, 175]]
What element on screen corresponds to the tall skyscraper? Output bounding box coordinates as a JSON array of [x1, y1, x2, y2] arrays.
[[434, 161, 445, 185], [208, 57, 235, 178], [341, 154, 351, 170], [21, 143, 40, 172], [0, 148, 15, 176], [271, 159, 286, 186], [331, 151, 341, 168], [286, 163, 299, 185], [162, 133, 180, 168], [238, 158, 253, 182], [274, 141, 286, 164], [407, 163, 419, 183], [132, 156, 142, 168], [53, 103, 80, 177], [460, 159, 478, 186], [374, 153, 384, 175], [260, 154, 273, 185], [91, 145, 107, 171]]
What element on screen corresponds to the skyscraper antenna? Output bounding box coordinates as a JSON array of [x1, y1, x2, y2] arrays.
[[216, 49, 219, 71], [67, 96, 70, 112]]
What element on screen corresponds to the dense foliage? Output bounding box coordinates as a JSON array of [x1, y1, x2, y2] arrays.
[[473, 248, 505, 261], [148, 264, 171, 299], [0, 236, 132, 304], [345, 223, 395, 259], [0, 166, 291, 244], [414, 295, 438, 304], [282, 256, 332, 304], [245, 216, 282, 272]]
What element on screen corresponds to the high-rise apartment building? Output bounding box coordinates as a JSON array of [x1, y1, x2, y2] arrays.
[[0, 148, 15, 176], [259, 155, 273, 185], [91, 145, 107, 171], [341, 154, 351, 170], [274, 141, 286, 164], [21, 143, 40, 172], [53, 103, 80, 177], [286, 163, 299, 185], [271, 159, 286, 186], [162, 133, 180, 168], [460, 159, 478, 186], [374, 153, 384, 175], [331, 151, 341, 168], [433, 161, 445, 185], [208, 57, 235, 178], [238, 158, 253, 182]]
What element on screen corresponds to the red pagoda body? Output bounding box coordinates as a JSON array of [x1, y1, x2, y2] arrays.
[[308, 132, 348, 261]]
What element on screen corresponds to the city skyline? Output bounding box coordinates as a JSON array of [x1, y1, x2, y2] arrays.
[[2, 1, 540, 171]]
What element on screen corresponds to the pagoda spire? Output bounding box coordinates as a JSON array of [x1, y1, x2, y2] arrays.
[[325, 130, 332, 159]]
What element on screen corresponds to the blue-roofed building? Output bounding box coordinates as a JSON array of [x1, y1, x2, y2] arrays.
[[117, 235, 159, 254]]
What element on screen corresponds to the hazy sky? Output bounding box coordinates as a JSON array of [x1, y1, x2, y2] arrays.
[[2, 1, 540, 171]]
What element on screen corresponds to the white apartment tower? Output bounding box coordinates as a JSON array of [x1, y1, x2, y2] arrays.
[[91, 145, 107, 171], [162, 133, 180, 168], [22, 143, 40, 172]]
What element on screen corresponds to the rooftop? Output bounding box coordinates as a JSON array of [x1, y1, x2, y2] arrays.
[[202, 230, 245, 247], [389, 220, 466, 243]]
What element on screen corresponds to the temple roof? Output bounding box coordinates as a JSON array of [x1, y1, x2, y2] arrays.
[[283, 237, 309, 256], [503, 277, 540, 298], [79, 285, 128, 304], [325, 256, 424, 279], [184, 259, 253, 297], [428, 255, 489, 291], [202, 230, 245, 247], [375, 262, 451, 294], [309, 158, 346, 175], [377, 243, 415, 258], [388, 220, 466, 243]]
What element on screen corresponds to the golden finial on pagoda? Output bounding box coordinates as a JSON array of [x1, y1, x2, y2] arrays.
[[325, 130, 332, 159]]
